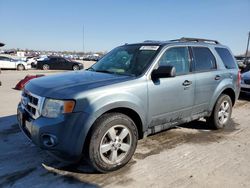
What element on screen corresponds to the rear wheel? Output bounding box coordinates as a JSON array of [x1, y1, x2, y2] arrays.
[[88, 113, 138, 172], [42, 64, 49, 70], [17, 64, 25, 71], [207, 94, 232, 129], [72, 65, 80, 71]]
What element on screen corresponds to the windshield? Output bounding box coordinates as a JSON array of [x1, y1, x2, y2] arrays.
[[90, 45, 160, 76]]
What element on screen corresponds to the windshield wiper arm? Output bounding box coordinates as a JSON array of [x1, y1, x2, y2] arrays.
[[95, 70, 114, 74]]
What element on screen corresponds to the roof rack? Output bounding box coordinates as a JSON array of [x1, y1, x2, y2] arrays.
[[143, 40, 163, 43], [170, 37, 220, 44]]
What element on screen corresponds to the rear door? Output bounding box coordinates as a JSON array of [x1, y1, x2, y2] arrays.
[[191, 46, 220, 116], [148, 46, 195, 128]]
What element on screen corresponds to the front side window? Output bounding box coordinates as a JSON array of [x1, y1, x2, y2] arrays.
[[91, 45, 160, 76], [159, 47, 190, 75], [192, 47, 216, 72]]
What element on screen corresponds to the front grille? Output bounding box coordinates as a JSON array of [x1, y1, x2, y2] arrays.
[[244, 79, 250, 85], [21, 90, 44, 119]]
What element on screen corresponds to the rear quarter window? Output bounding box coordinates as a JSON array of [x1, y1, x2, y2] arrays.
[[215, 47, 236, 69]]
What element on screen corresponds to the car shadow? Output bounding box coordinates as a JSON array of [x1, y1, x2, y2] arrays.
[[0, 114, 99, 187], [239, 93, 250, 101]]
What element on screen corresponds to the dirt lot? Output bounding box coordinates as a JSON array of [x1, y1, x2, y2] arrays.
[[0, 68, 250, 188]]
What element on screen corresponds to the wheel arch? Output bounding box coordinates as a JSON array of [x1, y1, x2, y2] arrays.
[[17, 63, 25, 70], [82, 106, 145, 155], [209, 86, 236, 115], [221, 88, 236, 106]]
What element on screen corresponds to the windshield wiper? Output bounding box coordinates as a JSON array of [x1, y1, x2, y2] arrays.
[[95, 70, 115, 74], [87, 67, 134, 76]]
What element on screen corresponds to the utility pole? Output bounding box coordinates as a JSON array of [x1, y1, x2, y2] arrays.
[[244, 31, 250, 64], [83, 24, 85, 54]]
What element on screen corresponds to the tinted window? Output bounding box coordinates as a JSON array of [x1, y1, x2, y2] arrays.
[[192, 47, 216, 71], [159, 47, 190, 75], [215, 47, 236, 69], [58, 58, 66, 63], [0, 56, 8, 61], [50, 58, 57, 62]]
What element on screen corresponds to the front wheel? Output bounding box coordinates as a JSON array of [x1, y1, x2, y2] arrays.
[[207, 94, 232, 129], [88, 113, 138, 172]]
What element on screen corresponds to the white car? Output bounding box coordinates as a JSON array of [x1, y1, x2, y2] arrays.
[[0, 56, 31, 70]]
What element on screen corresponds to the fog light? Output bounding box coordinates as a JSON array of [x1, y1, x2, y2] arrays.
[[42, 134, 57, 148]]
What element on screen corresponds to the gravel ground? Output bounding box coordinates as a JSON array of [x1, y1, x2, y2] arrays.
[[0, 68, 250, 188]]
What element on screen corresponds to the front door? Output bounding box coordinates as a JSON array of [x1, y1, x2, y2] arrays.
[[148, 46, 195, 128]]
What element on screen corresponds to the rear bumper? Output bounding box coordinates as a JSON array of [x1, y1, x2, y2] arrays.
[[17, 103, 90, 162], [241, 83, 250, 94], [25, 64, 32, 69]]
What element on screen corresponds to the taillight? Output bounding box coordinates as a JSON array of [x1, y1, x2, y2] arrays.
[[237, 71, 241, 86]]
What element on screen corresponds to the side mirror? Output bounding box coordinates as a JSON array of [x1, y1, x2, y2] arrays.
[[151, 65, 176, 79]]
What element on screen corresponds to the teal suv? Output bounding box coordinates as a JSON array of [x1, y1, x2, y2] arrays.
[[17, 38, 241, 172]]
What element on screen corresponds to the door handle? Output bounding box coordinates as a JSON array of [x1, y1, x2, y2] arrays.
[[215, 75, 221, 80], [182, 80, 192, 86]]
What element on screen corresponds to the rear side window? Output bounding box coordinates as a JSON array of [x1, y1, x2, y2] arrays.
[[215, 47, 236, 69], [192, 47, 216, 72]]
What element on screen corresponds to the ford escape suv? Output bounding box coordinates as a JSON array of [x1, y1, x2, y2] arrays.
[[17, 38, 241, 172]]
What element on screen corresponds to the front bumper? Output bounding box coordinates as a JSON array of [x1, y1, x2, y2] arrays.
[[17, 103, 90, 162]]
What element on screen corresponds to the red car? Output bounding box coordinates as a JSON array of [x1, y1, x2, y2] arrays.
[[14, 74, 44, 90]]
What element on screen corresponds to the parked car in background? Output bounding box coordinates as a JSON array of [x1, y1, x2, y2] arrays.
[[15, 74, 45, 90], [82, 54, 101, 61], [241, 67, 250, 94], [235, 56, 250, 70], [0, 56, 31, 70], [25, 56, 38, 68], [18, 38, 240, 172], [36, 56, 84, 70]]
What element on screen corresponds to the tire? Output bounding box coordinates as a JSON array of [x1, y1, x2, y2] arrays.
[[207, 94, 232, 129], [17, 64, 25, 71], [88, 113, 138, 172], [42, 64, 49, 70], [72, 65, 80, 71]]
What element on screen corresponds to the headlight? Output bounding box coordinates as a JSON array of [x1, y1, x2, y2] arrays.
[[42, 99, 75, 118]]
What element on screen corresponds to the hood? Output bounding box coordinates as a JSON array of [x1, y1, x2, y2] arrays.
[[25, 70, 133, 98], [242, 71, 250, 80]]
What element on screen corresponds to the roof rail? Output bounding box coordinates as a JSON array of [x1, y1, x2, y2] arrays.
[[170, 37, 220, 44], [143, 40, 163, 43]]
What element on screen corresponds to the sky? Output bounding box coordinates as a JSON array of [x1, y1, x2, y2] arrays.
[[0, 0, 249, 55]]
